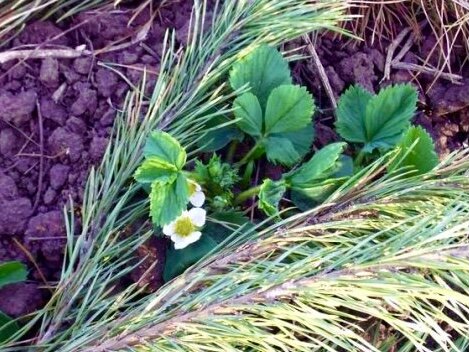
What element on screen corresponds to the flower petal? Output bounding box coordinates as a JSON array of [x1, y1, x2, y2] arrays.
[[172, 231, 202, 250], [162, 222, 175, 236], [190, 191, 205, 207], [188, 208, 206, 227]]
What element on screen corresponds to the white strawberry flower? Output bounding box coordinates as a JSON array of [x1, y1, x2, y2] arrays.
[[163, 208, 206, 249], [188, 179, 205, 207]]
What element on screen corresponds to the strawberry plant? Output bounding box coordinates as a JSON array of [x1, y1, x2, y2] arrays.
[[134, 45, 439, 281]]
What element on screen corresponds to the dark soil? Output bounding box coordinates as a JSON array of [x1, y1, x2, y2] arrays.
[[1, 3, 468, 319], [0, 1, 193, 317]]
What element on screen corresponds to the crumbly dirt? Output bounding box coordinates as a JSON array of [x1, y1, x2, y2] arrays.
[[0, 1, 193, 317], [1, 3, 468, 318]]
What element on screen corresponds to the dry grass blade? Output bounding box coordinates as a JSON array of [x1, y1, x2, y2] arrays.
[[345, 0, 469, 77], [80, 150, 469, 352]]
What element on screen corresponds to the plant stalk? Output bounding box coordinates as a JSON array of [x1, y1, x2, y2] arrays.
[[226, 140, 239, 164], [234, 184, 262, 205], [354, 149, 366, 168], [236, 141, 263, 167]]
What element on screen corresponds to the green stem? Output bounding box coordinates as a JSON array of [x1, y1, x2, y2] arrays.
[[234, 185, 262, 205], [226, 140, 239, 164], [354, 149, 366, 168], [236, 141, 262, 167]]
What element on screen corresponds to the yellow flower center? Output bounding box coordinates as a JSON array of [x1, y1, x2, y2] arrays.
[[174, 216, 196, 237], [188, 181, 197, 196]]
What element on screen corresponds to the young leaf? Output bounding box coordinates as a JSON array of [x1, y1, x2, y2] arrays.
[[258, 179, 286, 216], [389, 125, 438, 175], [264, 85, 314, 134], [194, 155, 239, 211], [364, 84, 418, 151], [163, 235, 217, 282], [336, 84, 418, 152], [150, 173, 189, 226], [229, 45, 292, 108], [0, 311, 19, 344], [143, 131, 187, 170], [0, 261, 27, 289], [233, 92, 263, 137], [134, 158, 178, 184], [336, 85, 373, 143], [264, 137, 300, 166], [286, 142, 347, 187]]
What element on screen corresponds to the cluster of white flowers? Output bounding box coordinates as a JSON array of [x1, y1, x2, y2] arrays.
[[163, 180, 206, 249]]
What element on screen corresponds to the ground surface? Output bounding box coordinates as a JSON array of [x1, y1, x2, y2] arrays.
[[0, 2, 468, 317]]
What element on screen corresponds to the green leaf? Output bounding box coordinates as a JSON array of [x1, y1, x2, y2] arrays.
[[233, 93, 263, 137], [258, 179, 286, 216], [364, 84, 418, 151], [261, 88, 315, 166], [334, 155, 354, 178], [264, 85, 314, 134], [0, 261, 27, 289], [197, 117, 244, 152], [336, 85, 373, 143], [274, 123, 315, 159], [336, 84, 418, 152], [0, 311, 19, 344], [134, 158, 178, 184], [210, 211, 252, 227], [229, 45, 292, 108], [286, 142, 347, 187], [389, 126, 439, 175], [163, 235, 217, 282], [149, 173, 189, 226], [264, 137, 300, 166], [290, 179, 340, 211], [143, 131, 187, 170], [206, 211, 255, 244]]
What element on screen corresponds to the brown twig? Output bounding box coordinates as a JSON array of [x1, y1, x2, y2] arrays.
[[391, 62, 462, 82], [16, 151, 66, 159], [12, 238, 52, 292], [302, 34, 337, 109], [382, 27, 412, 82], [2, 120, 40, 147], [0, 45, 90, 64]]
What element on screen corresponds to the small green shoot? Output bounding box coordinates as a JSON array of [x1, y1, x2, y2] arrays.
[[134, 131, 190, 226], [230, 46, 315, 166], [336, 84, 418, 154], [0, 261, 27, 343]]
